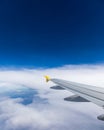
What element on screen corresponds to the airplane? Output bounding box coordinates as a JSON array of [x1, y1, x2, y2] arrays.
[[44, 75, 104, 121]]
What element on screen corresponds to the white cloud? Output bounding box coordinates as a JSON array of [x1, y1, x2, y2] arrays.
[[0, 64, 104, 130], [0, 64, 104, 88]]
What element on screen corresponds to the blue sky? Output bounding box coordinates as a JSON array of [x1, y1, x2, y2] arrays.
[[0, 0, 104, 67]]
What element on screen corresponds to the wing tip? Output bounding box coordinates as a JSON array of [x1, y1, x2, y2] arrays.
[[44, 75, 51, 82]]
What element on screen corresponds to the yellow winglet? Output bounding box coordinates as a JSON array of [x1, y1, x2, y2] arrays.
[[44, 75, 51, 82]]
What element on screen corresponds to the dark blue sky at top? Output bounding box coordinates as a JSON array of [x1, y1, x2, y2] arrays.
[[0, 0, 104, 67]]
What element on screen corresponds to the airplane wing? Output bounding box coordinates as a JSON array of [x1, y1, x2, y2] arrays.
[[44, 76, 104, 120]]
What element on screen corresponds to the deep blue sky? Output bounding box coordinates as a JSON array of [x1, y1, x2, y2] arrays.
[[0, 0, 104, 67]]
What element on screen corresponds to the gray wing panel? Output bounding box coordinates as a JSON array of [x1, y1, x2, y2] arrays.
[[51, 79, 104, 107]]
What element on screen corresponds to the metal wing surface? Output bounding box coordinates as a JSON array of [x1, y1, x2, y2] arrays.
[[51, 78, 104, 107]]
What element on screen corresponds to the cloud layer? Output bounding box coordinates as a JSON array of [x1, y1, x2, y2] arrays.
[[0, 64, 104, 130]]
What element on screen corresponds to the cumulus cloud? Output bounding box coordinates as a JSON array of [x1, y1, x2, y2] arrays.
[[0, 64, 104, 130]]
